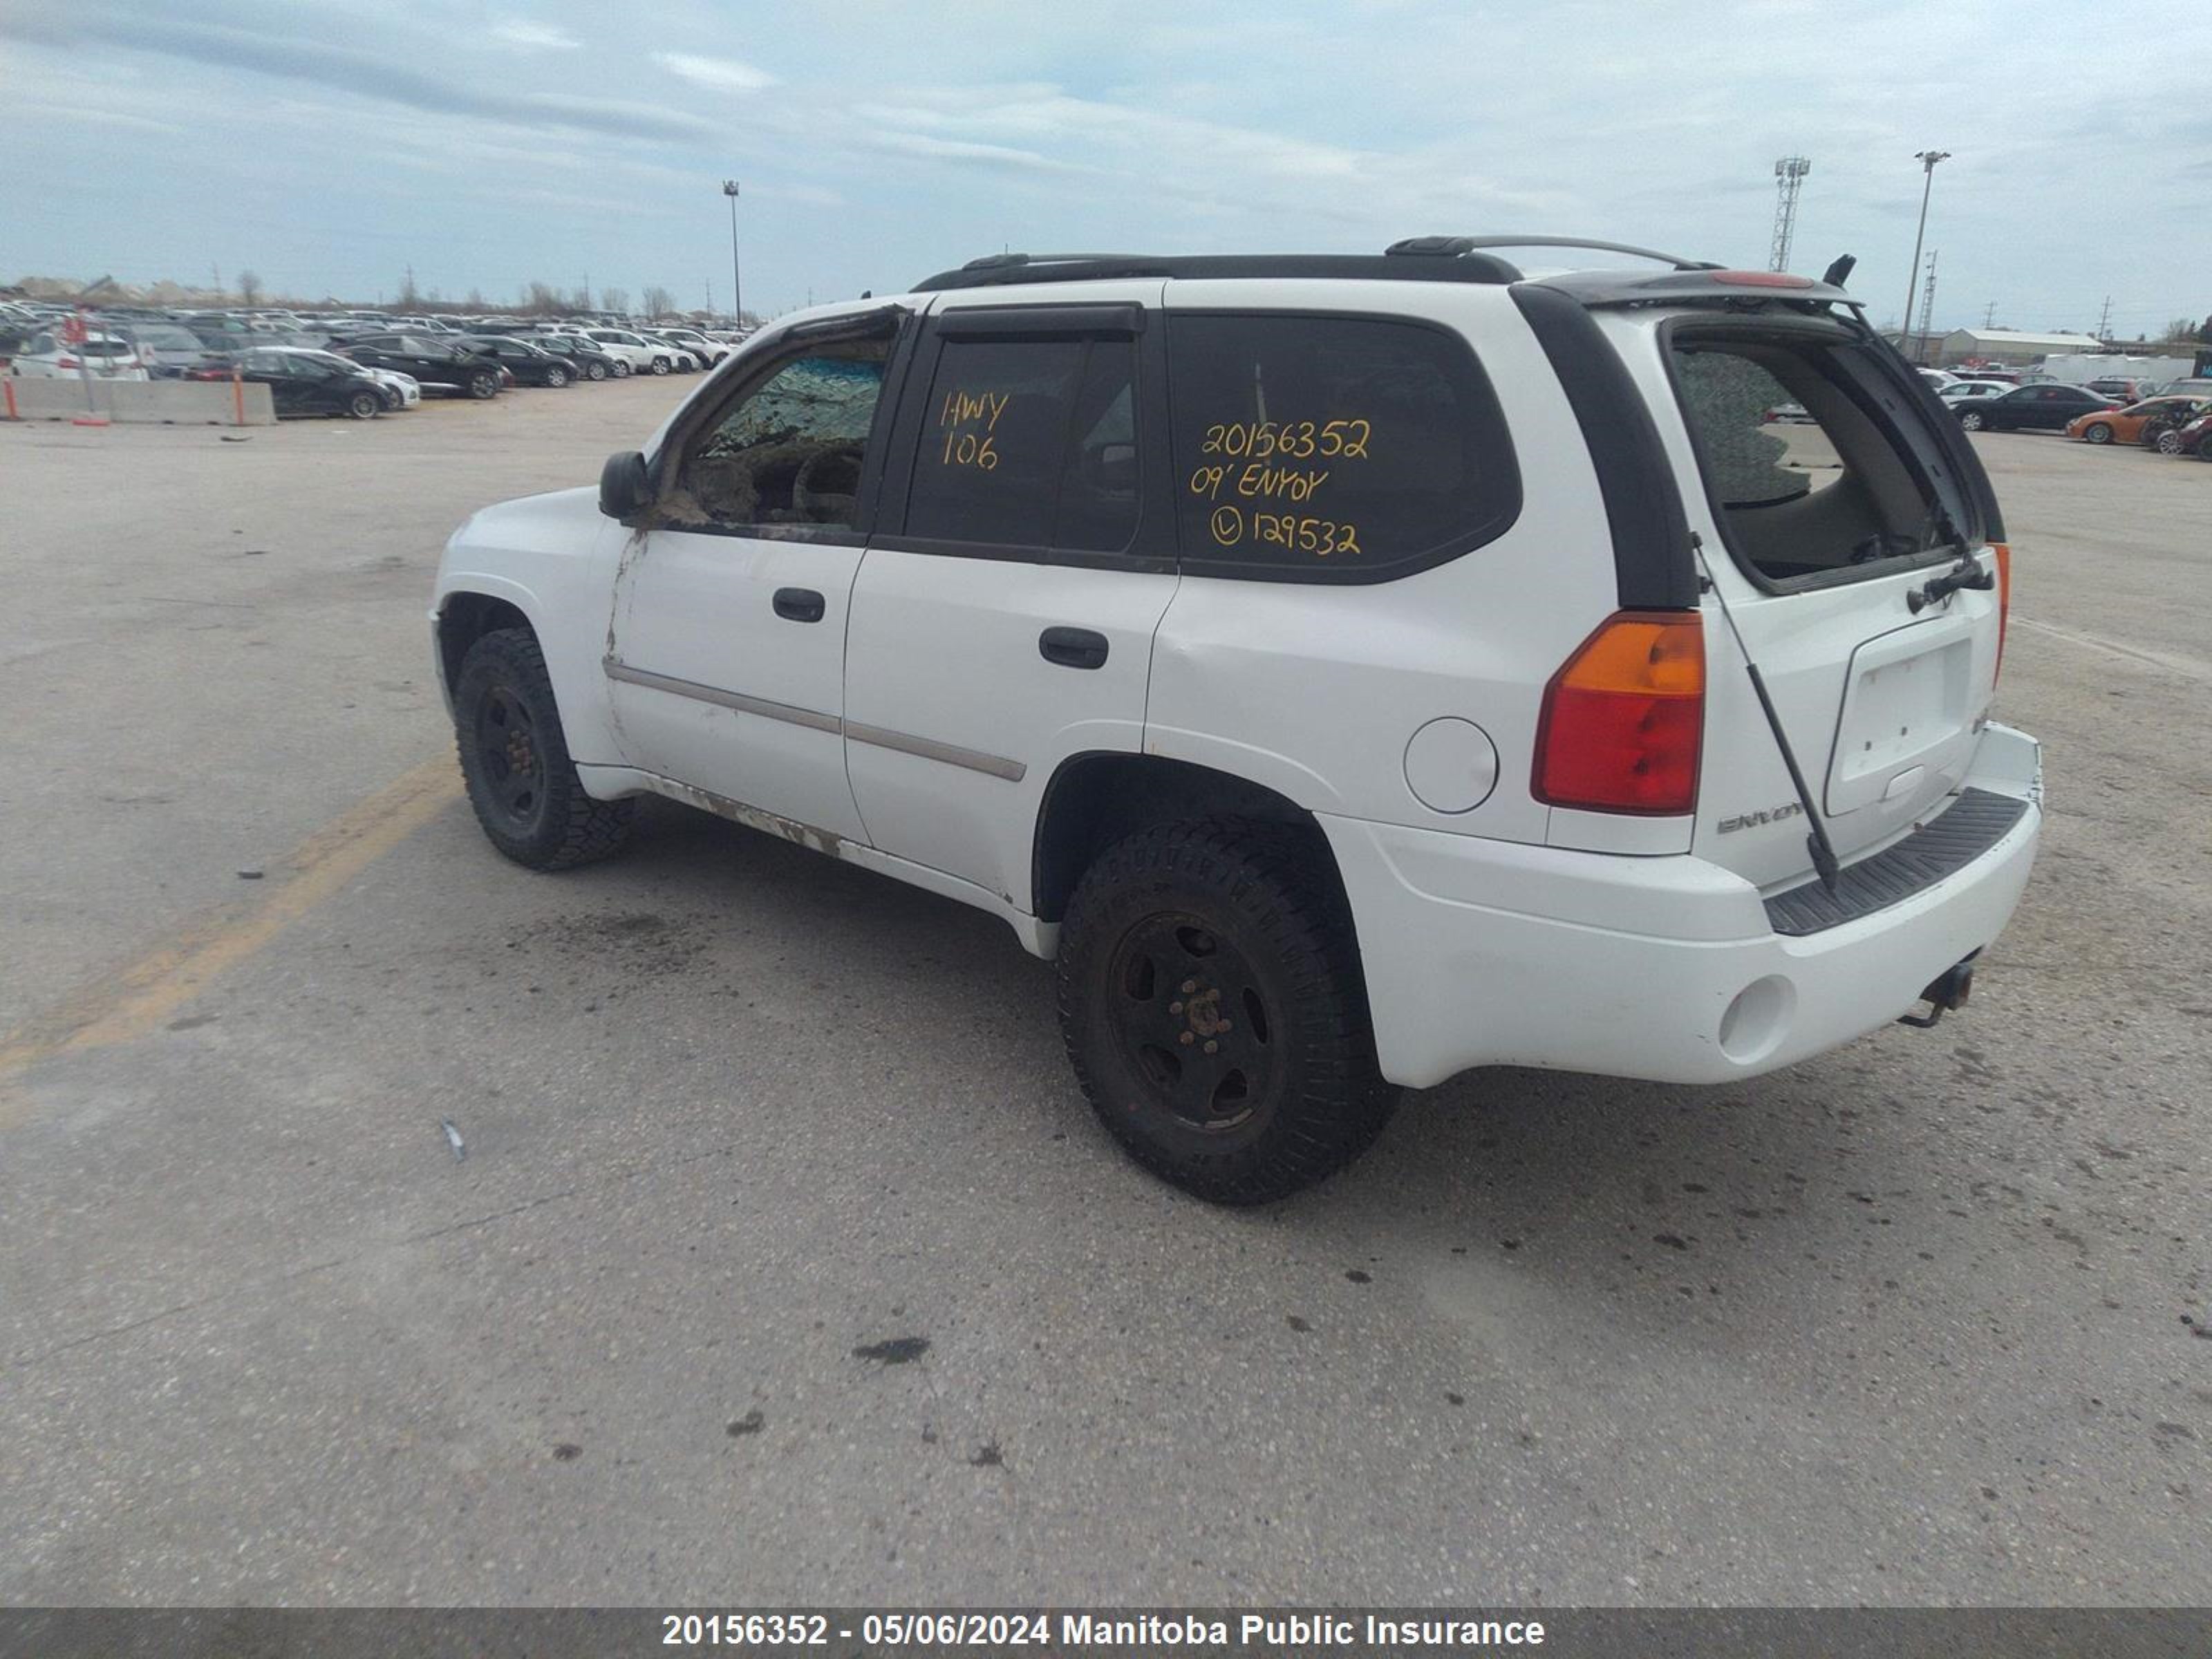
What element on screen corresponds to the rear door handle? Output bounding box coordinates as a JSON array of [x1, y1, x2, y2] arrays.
[[774, 587, 826, 624], [1039, 626, 1109, 670]]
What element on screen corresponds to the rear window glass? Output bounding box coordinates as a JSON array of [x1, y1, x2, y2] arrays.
[[1671, 330, 1974, 588], [903, 336, 1140, 554], [80, 340, 133, 357], [1165, 313, 1519, 579]]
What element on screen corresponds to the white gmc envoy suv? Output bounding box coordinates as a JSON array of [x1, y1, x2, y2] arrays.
[[431, 237, 2041, 1203]]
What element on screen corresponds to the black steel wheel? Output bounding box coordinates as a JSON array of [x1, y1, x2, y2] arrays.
[[1058, 819, 1396, 1204], [452, 628, 635, 870]]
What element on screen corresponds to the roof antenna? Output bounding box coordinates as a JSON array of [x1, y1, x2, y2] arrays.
[[1821, 254, 1856, 288]]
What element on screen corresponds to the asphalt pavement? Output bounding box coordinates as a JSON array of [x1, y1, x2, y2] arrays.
[[1, 381, 2206, 1605]]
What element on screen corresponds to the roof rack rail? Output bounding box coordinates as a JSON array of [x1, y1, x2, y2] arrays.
[[1385, 235, 1722, 272], [912, 250, 1524, 292]]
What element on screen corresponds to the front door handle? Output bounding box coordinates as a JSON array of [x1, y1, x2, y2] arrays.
[[774, 587, 826, 624], [1039, 626, 1109, 670]]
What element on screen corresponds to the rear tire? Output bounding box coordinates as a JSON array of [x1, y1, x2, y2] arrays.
[[612, 359, 632, 377], [545, 366, 568, 388], [452, 628, 636, 871], [651, 356, 671, 375], [1056, 818, 1398, 1205], [1959, 411, 1985, 431], [586, 360, 608, 382], [2154, 428, 2184, 455], [467, 370, 499, 400], [2083, 421, 2112, 444]]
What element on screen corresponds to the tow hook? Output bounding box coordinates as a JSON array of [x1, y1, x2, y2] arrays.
[[1898, 950, 1980, 1029]]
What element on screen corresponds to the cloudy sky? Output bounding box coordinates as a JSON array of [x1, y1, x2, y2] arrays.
[[3, 0, 2206, 335]]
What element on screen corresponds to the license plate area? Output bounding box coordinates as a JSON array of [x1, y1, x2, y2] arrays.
[[1826, 617, 1976, 816]]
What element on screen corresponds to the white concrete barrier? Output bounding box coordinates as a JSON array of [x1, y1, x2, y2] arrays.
[[2, 377, 276, 425]]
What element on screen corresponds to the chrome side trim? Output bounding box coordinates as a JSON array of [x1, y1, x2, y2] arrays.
[[604, 657, 1027, 782], [843, 721, 1027, 782], [603, 658, 841, 735]]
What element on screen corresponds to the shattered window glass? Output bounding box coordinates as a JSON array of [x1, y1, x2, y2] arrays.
[[675, 344, 888, 534]]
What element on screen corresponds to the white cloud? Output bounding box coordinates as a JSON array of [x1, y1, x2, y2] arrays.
[[490, 19, 581, 50], [653, 51, 776, 93]]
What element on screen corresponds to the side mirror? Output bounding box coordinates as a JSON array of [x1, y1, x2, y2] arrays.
[[599, 450, 650, 521]]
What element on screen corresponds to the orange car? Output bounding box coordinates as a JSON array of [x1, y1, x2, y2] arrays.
[[2066, 395, 2207, 446]]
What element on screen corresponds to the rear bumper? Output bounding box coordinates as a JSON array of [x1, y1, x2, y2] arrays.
[[1324, 722, 2042, 1089]]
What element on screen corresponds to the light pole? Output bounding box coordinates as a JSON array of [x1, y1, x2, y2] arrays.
[[721, 179, 742, 327], [1900, 149, 1949, 362]]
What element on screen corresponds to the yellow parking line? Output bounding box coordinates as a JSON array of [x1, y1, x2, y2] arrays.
[[0, 758, 461, 1105]]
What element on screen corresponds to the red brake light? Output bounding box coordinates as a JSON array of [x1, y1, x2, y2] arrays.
[[1709, 270, 1817, 288], [1991, 542, 2011, 683], [55, 355, 80, 370], [1534, 611, 1706, 815]]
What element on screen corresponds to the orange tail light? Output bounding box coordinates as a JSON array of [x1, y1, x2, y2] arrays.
[[1533, 611, 1706, 816]]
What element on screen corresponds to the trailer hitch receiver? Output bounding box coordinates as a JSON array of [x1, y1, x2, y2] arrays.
[[1898, 950, 1980, 1030]]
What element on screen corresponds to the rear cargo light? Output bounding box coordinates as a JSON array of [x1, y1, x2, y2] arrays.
[[1533, 611, 1705, 815], [1992, 541, 2011, 682]]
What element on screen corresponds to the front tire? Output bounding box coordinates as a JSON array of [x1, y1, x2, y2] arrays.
[[1056, 819, 1397, 1205], [612, 359, 632, 377], [452, 628, 636, 871], [2155, 428, 2184, 455], [346, 389, 380, 420], [2083, 421, 2112, 444]]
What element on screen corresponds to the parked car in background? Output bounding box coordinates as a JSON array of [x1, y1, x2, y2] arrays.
[[264, 346, 420, 409], [1938, 379, 2018, 405], [115, 321, 225, 377], [189, 348, 387, 418], [2082, 377, 2151, 404], [650, 326, 730, 366], [1949, 382, 2116, 431], [561, 328, 675, 375], [342, 333, 505, 400], [6, 329, 152, 382], [2064, 395, 2206, 447], [2137, 399, 2210, 452], [2155, 377, 2212, 399], [2160, 408, 2212, 458], [458, 335, 577, 387], [531, 335, 619, 381], [1916, 367, 1959, 390]]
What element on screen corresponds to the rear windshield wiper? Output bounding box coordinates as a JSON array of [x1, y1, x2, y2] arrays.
[[1909, 554, 1994, 614]]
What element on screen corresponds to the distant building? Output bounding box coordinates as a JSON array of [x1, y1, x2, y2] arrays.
[[1922, 327, 2106, 367]]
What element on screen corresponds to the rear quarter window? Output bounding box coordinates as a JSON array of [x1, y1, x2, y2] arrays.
[[1165, 312, 1519, 582]]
